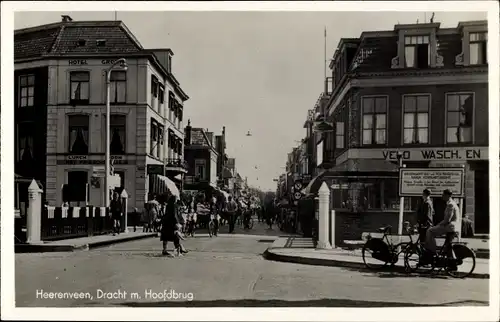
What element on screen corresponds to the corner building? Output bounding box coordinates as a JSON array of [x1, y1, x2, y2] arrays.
[[317, 20, 489, 234], [14, 18, 188, 212]]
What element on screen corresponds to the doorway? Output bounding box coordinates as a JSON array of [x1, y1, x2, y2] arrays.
[[474, 167, 489, 234]]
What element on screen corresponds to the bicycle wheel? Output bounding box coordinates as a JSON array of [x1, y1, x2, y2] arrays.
[[404, 243, 434, 274], [446, 244, 476, 278], [389, 242, 409, 267], [362, 239, 390, 270], [248, 217, 254, 229], [208, 221, 214, 237]]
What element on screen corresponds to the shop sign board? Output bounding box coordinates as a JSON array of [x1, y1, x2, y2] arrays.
[[399, 168, 464, 197]]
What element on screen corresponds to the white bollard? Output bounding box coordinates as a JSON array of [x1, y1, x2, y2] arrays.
[[121, 189, 129, 234], [316, 182, 332, 249], [27, 180, 43, 244]]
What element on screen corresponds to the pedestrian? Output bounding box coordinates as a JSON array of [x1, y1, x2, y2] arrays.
[[226, 195, 238, 233], [161, 195, 188, 257], [110, 192, 122, 235]]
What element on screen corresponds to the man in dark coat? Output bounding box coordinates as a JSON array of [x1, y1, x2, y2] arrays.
[[417, 189, 434, 242]]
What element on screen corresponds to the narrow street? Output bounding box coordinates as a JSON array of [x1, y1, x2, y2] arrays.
[[15, 222, 488, 307]]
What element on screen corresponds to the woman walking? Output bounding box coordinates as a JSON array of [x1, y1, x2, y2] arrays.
[[110, 192, 123, 235], [161, 195, 188, 257]]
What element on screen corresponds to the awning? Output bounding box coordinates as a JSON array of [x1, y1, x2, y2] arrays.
[[158, 175, 180, 198], [301, 173, 325, 195]]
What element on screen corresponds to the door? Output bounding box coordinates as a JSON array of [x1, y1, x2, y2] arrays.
[[474, 168, 489, 234]]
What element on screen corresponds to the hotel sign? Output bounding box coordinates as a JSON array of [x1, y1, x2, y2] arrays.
[[399, 168, 464, 198], [59, 155, 129, 165], [68, 59, 124, 65]]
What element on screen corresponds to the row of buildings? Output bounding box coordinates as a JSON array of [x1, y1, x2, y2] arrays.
[[277, 19, 489, 235], [14, 16, 247, 214]]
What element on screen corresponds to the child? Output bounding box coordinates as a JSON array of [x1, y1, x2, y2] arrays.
[[174, 223, 186, 257]]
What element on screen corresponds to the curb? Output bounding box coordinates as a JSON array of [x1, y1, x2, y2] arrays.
[[15, 233, 157, 253], [263, 249, 489, 279]]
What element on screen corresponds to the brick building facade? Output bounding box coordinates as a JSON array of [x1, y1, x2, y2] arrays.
[[315, 20, 489, 234]]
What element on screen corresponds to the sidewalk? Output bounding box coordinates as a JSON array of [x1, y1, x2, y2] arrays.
[[15, 228, 157, 253], [264, 237, 490, 279]]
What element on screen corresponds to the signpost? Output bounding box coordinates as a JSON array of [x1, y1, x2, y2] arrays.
[[399, 168, 465, 197]]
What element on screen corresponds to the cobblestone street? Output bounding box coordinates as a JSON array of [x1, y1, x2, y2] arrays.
[[15, 223, 489, 307]]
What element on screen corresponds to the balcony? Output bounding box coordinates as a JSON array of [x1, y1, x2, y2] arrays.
[[164, 158, 188, 173]]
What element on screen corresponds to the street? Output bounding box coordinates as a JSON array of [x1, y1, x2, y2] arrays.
[[15, 222, 488, 307]]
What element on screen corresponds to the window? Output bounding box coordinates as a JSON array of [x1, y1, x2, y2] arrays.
[[110, 115, 126, 154], [168, 91, 175, 120], [403, 95, 430, 144], [195, 159, 206, 180], [178, 137, 183, 156], [17, 122, 34, 162], [159, 84, 165, 116], [167, 55, 172, 74], [157, 125, 164, 159], [19, 74, 35, 107], [67, 171, 88, 202], [336, 122, 345, 149], [96, 39, 106, 47], [110, 71, 126, 104], [68, 115, 89, 154], [150, 121, 158, 156], [469, 32, 487, 65], [446, 93, 473, 143], [404, 35, 430, 68], [362, 97, 387, 145], [70, 71, 90, 103], [151, 75, 158, 108]]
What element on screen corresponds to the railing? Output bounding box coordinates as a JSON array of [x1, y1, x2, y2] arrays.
[[164, 158, 188, 169], [40, 206, 118, 241]]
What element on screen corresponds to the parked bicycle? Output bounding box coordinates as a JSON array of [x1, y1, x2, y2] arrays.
[[362, 222, 416, 270], [404, 231, 476, 278]]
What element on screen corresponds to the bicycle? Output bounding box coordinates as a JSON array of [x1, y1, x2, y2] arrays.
[[208, 213, 219, 237], [404, 231, 476, 278], [362, 222, 415, 270]]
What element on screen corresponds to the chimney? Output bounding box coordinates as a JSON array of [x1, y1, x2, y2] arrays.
[[222, 126, 226, 149], [61, 15, 73, 22], [184, 119, 192, 146]]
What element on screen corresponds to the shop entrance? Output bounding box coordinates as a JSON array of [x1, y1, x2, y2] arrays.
[[474, 168, 489, 234]]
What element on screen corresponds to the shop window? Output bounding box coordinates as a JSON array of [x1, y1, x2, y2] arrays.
[[446, 93, 473, 143], [19, 74, 35, 108], [67, 171, 88, 202], [469, 32, 487, 65], [403, 95, 430, 144], [68, 115, 89, 154], [110, 115, 126, 154], [362, 96, 387, 145], [70, 71, 90, 104], [404, 35, 430, 68], [110, 71, 126, 104]]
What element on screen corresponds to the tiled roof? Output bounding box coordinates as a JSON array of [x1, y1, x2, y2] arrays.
[[14, 21, 142, 60], [351, 35, 398, 72], [14, 26, 61, 59]]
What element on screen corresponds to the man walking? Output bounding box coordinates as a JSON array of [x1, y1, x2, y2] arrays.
[[417, 189, 434, 242], [226, 196, 238, 233]]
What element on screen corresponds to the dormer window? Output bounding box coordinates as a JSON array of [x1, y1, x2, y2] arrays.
[[404, 35, 430, 68], [77, 39, 86, 47], [469, 32, 487, 65], [167, 55, 172, 73], [96, 39, 106, 47]]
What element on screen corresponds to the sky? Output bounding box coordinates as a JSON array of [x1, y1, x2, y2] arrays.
[[14, 10, 487, 191]]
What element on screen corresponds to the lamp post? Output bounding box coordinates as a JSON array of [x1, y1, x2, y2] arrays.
[[396, 151, 406, 242], [104, 58, 128, 207]]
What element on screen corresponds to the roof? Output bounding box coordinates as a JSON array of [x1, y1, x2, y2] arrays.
[[14, 20, 189, 101], [188, 127, 218, 153]]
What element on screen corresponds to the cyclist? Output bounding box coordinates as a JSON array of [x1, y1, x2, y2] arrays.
[[417, 188, 434, 242], [423, 189, 459, 269]]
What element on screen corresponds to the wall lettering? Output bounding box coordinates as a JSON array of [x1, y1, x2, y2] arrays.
[[382, 148, 484, 161], [68, 59, 88, 65]]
